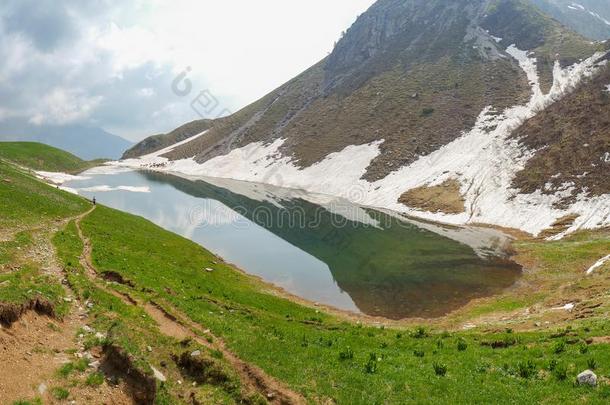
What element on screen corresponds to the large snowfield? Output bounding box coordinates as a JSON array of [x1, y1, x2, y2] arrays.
[[113, 45, 610, 238]]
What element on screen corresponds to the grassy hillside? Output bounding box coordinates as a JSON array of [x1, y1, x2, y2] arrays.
[[1, 157, 610, 404], [77, 205, 610, 404], [0, 142, 103, 174]]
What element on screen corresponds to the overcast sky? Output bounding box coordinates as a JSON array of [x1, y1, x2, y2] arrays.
[[0, 0, 376, 141]]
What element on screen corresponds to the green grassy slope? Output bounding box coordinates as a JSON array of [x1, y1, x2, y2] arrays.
[[0, 160, 89, 231], [53, 221, 251, 405], [80, 204, 610, 404], [0, 142, 103, 173], [1, 156, 610, 403], [0, 160, 90, 322], [0, 160, 253, 404]]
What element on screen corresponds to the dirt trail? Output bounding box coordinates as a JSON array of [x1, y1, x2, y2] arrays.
[[75, 207, 305, 405], [0, 205, 133, 404]]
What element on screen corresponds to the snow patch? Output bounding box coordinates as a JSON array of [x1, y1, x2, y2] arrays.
[[112, 47, 609, 237], [79, 185, 151, 193], [552, 303, 575, 311], [586, 254, 610, 275], [36, 171, 90, 185]]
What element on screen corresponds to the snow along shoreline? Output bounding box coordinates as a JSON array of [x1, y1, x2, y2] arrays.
[[112, 45, 610, 239]]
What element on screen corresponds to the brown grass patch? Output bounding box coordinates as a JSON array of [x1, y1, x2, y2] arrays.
[[398, 179, 466, 214]]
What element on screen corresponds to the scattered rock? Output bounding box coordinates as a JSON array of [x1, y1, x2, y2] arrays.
[[147, 345, 153, 352], [63, 297, 73, 303], [190, 350, 201, 357], [577, 370, 597, 386], [150, 366, 167, 382], [89, 360, 101, 369], [82, 325, 94, 333], [95, 332, 106, 340], [38, 383, 47, 395], [205, 268, 214, 273]]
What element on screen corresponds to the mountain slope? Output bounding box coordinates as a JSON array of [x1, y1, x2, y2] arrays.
[[511, 60, 610, 204], [531, 0, 610, 40], [121, 119, 213, 159], [0, 142, 103, 173], [0, 119, 133, 160], [119, 0, 609, 237]]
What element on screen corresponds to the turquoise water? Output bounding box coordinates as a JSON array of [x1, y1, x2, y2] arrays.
[[65, 169, 521, 319]]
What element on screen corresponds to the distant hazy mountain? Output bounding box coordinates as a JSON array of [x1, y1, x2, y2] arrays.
[[0, 119, 132, 160], [532, 0, 610, 40]]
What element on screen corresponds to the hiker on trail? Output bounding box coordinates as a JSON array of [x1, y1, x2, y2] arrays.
[[93, 196, 96, 206]]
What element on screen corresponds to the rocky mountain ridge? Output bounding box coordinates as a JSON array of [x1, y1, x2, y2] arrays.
[[118, 0, 610, 237]]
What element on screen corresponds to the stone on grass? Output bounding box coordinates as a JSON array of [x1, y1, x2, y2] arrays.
[[576, 370, 597, 387], [151, 366, 166, 382]]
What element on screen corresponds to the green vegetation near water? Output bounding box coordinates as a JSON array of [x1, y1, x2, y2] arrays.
[[0, 160, 89, 317], [0, 142, 104, 173], [1, 156, 609, 404], [78, 204, 610, 404]]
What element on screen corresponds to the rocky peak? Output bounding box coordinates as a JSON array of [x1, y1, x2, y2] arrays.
[[324, 0, 492, 93]]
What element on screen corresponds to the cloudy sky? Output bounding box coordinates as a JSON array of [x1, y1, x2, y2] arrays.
[[0, 0, 376, 141]]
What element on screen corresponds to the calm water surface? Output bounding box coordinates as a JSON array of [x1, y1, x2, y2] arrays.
[[65, 168, 521, 319]]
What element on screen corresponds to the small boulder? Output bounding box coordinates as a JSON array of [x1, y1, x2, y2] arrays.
[[205, 268, 214, 273], [190, 350, 201, 357], [151, 366, 166, 382], [577, 370, 597, 387]]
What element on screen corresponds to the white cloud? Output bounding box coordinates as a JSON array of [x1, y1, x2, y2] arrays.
[[29, 88, 103, 125], [139, 88, 155, 97], [0, 0, 377, 140]]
